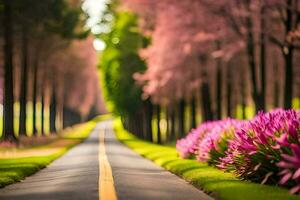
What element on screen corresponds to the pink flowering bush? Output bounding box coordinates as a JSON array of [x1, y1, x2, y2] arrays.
[[176, 121, 216, 159], [220, 109, 300, 193], [176, 119, 244, 164], [176, 109, 300, 194]]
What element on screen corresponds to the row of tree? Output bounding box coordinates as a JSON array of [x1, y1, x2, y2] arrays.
[[100, 0, 300, 143], [0, 0, 104, 143]]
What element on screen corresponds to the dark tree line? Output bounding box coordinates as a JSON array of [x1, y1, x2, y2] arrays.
[[0, 0, 102, 143]]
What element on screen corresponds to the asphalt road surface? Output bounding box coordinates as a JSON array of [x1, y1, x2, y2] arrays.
[[0, 120, 213, 200]]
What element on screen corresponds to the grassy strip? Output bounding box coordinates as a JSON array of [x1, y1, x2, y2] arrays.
[[0, 114, 111, 188], [113, 119, 300, 200]]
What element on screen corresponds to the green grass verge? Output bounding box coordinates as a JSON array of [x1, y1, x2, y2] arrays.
[[113, 118, 300, 200], [0, 114, 111, 188]]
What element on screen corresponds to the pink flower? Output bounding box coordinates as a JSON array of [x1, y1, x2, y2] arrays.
[[276, 133, 289, 147], [177, 109, 300, 193]]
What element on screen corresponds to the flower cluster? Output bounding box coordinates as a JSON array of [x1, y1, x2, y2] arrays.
[[221, 109, 300, 193], [176, 119, 245, 162], [176, 109, 300, 194]]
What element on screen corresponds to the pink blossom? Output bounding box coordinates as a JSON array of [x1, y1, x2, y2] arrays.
[[178, 109, 300, 193]]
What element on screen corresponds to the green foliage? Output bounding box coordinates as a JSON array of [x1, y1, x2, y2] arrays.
[[99, 4, 146, 116], [0, 155, 60, 188], [8, 0, 89, 40], [59, 6, 90, 39], [114, 118, 300, 200]]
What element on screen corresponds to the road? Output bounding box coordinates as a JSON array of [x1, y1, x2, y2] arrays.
[[0, 120, 213, 200]]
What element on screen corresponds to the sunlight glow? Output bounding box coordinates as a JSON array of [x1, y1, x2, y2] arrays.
[[93, 39, 106, 51], [82, 0, 107, 28]]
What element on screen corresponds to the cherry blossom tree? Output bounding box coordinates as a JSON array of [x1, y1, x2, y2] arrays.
[[122, 0, 239, 138], [265, 0, 300, 108], [99, 0, 300, 142], [41, 36, 103, 132]]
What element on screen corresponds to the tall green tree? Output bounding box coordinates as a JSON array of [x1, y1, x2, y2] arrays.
[[100, 8, 148, 135]]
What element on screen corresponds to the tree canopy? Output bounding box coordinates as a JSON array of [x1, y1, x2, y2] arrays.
[[100, 8, 147, 117]]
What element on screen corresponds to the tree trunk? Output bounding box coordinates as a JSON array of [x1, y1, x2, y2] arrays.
[[168, 108, 176, 141], [246, 30, 260, 112], [190, 96, 196, 129], [240, 67, 247, 119], [50, 89, 57, 133], [259, 6, 266, 111], [227, 65, 232, 117], [2, 0, 17, 143], [283, 49, 294, 108], [41, 83, 45, 135], [141, 103, 147, 140], [241, 89, 246, 119], [273, 61, 280, 108], [145, 100, 153, 142], [135, 111, 143, 138], [245, 0, 261, 112], [216, 63, 222, 119], [215, 41, 222, 119], [166, 106, 170, 141], [32, 56, 39, 136], [283, 0, 294, 109], [56, 108, 63, 132], [201, 82, 213, 121], [19, 25, 29, 137], [178, 99, 185, 137], [139, 111, 144, 138], [156, 105, 161, 144]]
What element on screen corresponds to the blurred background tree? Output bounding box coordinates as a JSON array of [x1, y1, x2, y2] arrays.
[[0, 0, 106, 143], [99, 1, 153, 139]]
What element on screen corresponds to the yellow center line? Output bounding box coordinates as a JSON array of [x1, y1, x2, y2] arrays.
[[99, 127, 117, 200]]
